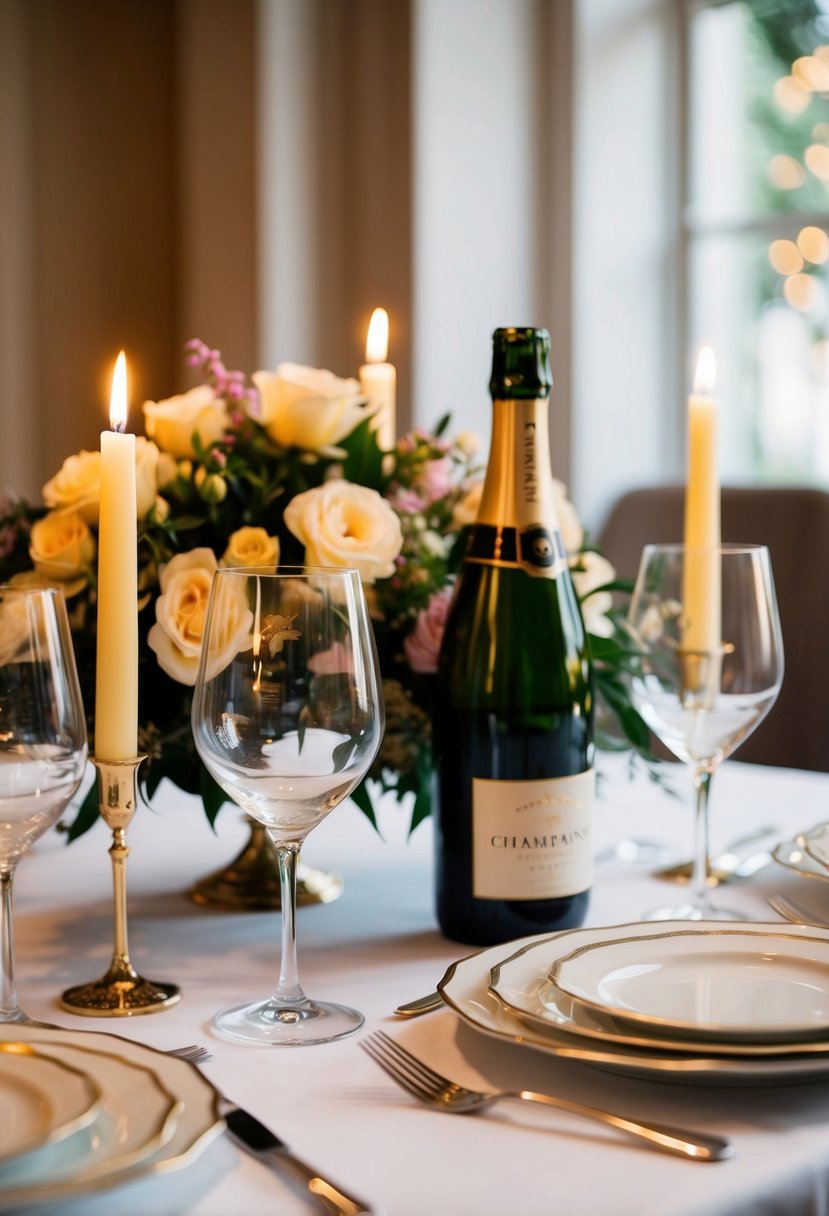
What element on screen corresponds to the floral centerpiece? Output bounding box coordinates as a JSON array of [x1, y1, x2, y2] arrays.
[[0, 341, 653, 841]]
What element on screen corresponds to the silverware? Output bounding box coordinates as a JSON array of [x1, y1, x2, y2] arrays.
[[167, 1043, 212, 1062], [223, 1102, 380, 1215], [361, 1031, 732, 1163], [767, 894, 829, 929], [394, 991, 443, 1018]]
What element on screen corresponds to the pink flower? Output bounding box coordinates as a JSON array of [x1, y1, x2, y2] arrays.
[[308, 640, 354, 675], [418, 457, 453, 505], [404, 587, 453, 674], [388, 486, 426, 515]]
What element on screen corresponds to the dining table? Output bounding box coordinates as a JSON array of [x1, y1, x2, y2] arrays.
[[11, 752, 829, 1216]]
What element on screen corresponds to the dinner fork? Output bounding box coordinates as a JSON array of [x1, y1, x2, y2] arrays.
[[361, 1031, 732, 1162], [167, 1043, 212, 1063]]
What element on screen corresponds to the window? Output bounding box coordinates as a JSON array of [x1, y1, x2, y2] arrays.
[[686, 0, 829, 483]]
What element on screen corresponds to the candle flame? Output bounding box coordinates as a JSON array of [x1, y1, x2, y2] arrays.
[[693, 346, 716, 395], [365, 307, 389, 363], [109, 351, 128, 432]]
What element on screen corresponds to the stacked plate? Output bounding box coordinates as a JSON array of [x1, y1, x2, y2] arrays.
[[774, 822, 829, 882], [437, 919, 829, 1085], [0, 1024, 222, 1208]]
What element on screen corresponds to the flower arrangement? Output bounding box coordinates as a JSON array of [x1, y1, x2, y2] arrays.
[[0, 341, 653, 840]]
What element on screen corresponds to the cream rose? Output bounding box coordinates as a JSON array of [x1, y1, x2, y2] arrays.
[[284, 480, 403, 583], [143, 385, 227, 459], [221, 527, 280, 569], [29, 511, 95, 582], [148, 548, 252, 685], [552, 479, 584, 555], [0, 595, 33, 664], [252, 364, 366, 454], [42, 450, 101, 525], [135, 436, 160, 518], [452, 479, 483, 528], [571, 550, 616, 638]]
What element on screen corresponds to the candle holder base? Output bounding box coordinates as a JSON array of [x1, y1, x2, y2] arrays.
[[189, 817, 343, 911], [59, 972, 180, 1017], [61, 755, 180, 1017]]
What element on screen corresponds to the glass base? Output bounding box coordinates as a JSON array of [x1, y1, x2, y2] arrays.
[[642, 900, 748, 922], [211, 995, 364, 1046]]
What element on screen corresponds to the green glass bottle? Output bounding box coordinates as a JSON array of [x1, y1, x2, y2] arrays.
[[434, 327, 594, 946]]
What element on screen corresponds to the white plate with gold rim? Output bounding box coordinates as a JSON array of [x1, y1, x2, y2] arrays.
[[437, 927, 829, 1084], [550, 921, 829, 1043], [773, 836, 829, 882], [0, 1045, 100, 1165], [489, 935, 829, 1057], [0, 1025, 222, 1208], [802, 822, 829, 872], [0, 1028, 181, 1200]]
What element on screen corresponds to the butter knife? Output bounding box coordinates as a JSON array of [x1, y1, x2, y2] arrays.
[[223, 1104, 381, 1215]]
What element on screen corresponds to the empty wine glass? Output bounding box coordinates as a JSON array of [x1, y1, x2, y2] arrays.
[[192, 567, 384, 1045], [626, 544, 783, 920], [0, 585, 88, 1020]]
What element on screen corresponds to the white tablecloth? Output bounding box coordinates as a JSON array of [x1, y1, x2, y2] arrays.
[[12, 756, 829, 1216]]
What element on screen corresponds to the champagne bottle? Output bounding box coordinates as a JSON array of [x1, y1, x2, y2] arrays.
[[434, 327, 593, 946]]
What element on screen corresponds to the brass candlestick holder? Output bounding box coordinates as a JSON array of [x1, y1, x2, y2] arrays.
[[60, 756, 180, 1017]]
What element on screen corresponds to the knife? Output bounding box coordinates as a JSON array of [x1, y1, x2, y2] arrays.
[[223, 1104, 381, 1215], [393, 990, 443, 1017]]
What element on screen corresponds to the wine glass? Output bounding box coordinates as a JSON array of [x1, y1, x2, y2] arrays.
[[0, 585, 88, 1021], [191, 566, 384, 1045], [626, 544, 783, 920]]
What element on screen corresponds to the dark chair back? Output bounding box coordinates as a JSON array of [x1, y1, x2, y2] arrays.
[[597, 485, 829, 772]]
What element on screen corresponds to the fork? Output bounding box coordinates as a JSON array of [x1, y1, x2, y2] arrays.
[[167, 1043, 212, 1062], [767, 894, 829, 929], [361, 1031, 732, 1162]]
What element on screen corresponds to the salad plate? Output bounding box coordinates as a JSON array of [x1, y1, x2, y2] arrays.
[[489, 935, 829, 1057], [802, 822, 829, 872], [437, 926, 829, 1084], [0, 1025, 222, 1206], [550, 922, 829, 1042], [772, 836, 829, 882], [0, 1045, 100, 1165]]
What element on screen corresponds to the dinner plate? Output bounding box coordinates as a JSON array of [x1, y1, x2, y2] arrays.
[[0, 1046, 100, 1165], [489, 935, 829, 1057], [0, 1026, 222, 1207], [802, 822, 829, 872], [0, 1028, 182, 1202], [773, 836, 829, 882], [550, 922, 829, 1042], [437, 927, 829, 1084]]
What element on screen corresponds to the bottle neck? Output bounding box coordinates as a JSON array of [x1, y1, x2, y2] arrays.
[[470, 397, 566, 578], [477, 397, 558, 528]]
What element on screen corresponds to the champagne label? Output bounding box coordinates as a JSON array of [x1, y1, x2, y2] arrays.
[[472, 769, 594, 900]]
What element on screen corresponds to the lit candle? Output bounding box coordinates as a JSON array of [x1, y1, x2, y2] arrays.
[[94, 351, 138, 760], [359, 307, 396, 451], [682, 345, 721, 659]]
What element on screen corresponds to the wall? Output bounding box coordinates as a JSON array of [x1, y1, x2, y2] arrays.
[[0, 0, 257, 499]]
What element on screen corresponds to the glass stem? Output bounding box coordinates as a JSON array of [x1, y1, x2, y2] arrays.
[[691, 765, 714, 908], [273, 841, 306, 1006], [0, 868, 19, 1019]]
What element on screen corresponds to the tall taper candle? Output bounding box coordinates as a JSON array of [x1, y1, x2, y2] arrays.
[[95, 351, 138, 760], [682, 345, 721, 659], [359, 307, 396, 452]]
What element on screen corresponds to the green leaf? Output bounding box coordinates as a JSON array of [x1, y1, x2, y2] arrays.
[[65, 782, 100, 842], [350, 779, 381, 834], [199, 766, 229, 831], [408, 759, 433, 836], [340, 417, 385, 489]]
